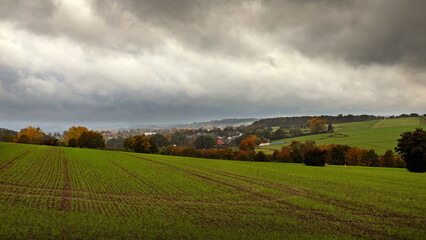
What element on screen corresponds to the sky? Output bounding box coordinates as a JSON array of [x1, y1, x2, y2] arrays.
[[1, 0, 425, 131]]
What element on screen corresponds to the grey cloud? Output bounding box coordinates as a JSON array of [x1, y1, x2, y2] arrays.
[[255, 0, 426, 68], [89, 0, 426, 67], [0, 0, 425, 126], [0, 0, 57, 35], [3, 0, 425, 67]]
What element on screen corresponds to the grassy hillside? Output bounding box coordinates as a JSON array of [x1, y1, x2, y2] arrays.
[[0, 142, 425, 239], [260, 117, 425, 155]]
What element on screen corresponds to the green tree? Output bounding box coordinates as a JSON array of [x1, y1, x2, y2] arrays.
[[0, 130, 16, 142], [289, 141, 303, 163], [171, 131, 188, 146], [68, 138, 78, 147], [329, 145, 349, 165], [362, 149, 379, 167], [77, 131, 105, 149], [150, 134, 171, 148], [272, 128, 286, 140], [380, 150, 395, 167], [328, 123, 334, 132], [194, 135, 216, 149], [395, 128, 426, 173]]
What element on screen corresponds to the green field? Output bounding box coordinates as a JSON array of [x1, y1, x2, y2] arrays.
[[260, 117, 425, 155], [0, 142, 425, 239]]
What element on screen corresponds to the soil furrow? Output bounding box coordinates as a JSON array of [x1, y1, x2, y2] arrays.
[[60, 156, 71, 211], [0, 151, 31, 171]]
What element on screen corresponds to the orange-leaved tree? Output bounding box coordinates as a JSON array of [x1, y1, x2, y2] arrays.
[[239, 137, 256, 152], [63, 126, 88, 146], [18, 126, 45, 144], [307, 117, 326, 133]]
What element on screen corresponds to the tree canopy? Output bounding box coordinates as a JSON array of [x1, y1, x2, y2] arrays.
[[308, 118, 326, 133], [125, 135, 158, 153], [194, 135, 216, 149], [63, 126, 88, 145], [171, 131, 189, 146], [395, 128, 426, 173], [18, 126, 45, 144], [77, 131, 105, 149], [239, 138, 256, 152]]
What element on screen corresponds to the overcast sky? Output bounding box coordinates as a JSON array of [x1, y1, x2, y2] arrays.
[[1, 0, 425, 130]]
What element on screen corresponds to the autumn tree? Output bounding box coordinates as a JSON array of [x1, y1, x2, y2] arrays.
[[239, 137, 256, 152], [276, 146, 291, 162], [125, 135, 158, 154], [18, 126, 45, 144], [395, 128, 426, 173], [345, 147, 362, 165], [63, 126, 88, 146], [308, 118, 326, 134]]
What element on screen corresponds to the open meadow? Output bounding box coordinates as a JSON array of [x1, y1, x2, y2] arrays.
[[0, 142, 425, 239], [260, 117, 425, 155]]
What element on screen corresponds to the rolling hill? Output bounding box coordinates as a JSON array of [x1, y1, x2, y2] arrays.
[[259, 117, 425, 155]]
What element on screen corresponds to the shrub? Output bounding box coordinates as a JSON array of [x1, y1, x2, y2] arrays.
[[304, 148, 326, 166], [255, 151, 268, 162], [235, 151, 254, 161]]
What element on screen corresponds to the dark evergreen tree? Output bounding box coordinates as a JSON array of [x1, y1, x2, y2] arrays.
[[395, 128, 426, 173]]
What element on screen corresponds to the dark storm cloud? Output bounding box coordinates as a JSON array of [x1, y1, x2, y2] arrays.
[[87, 0, 426, 68], [0, 0, 425, 126], [2, 0, 425, 66], [264, 0, 426, 67]]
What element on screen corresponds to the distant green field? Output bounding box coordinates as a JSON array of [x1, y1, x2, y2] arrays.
[[260, 117, 424, 155], [0, 142, 425, 239]]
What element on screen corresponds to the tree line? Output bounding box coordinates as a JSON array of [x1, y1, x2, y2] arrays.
[[2, 124, 424, 173]]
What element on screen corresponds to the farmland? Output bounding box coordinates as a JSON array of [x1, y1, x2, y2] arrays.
[[0, 142, 425, 239], [260, 117, 425, 155]]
